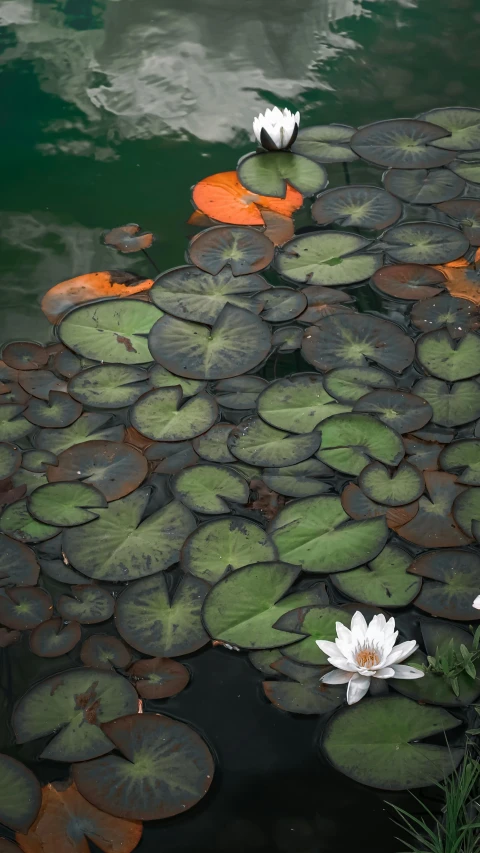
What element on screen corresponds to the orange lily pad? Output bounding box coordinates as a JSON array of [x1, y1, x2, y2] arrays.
[[192, 171, 303, 226], [41, 272, 153, 324], [434, 258, 480, 305]]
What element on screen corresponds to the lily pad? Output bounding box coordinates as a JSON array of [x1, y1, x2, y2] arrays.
[[316, 413, 404, 476], [80, 634, 132, 671], [29, 617, 81, 658], [188, 225, 274, 275], [403, 435, 443, 472], [350, 119, 454, 168], [291, 124, 358, 163], [57, 585, 115, 624], [68, 364, 151, 409], [383, 168, 464, 204], [23, 391, 82, 429], [39, 557, 87, 585], [212, 376, 268, 410], [359, 461, 425, 506], [440, 439, 480, 484], [131, 387, 218, 442], [397, 471, 472, 547], [341, 482, 419, 530], [58, 299, 163, 364], [263, 678, 345, 715], [452, 486, 480, 538], [275, 232, 381, 286], [0, 499, 60, 543], [449, 161, 480, 184], [146, 440, 199, 475], [436, 198, 480, 245], [324, 367, 395, 405], [413, 378, 480, 427], [63, 490, 195, 581], [409, 548, 480, 620], [312, 185, 402, 230], [322, 695, 462, 790], [262, 459, 333, 498], [73, 713, 214, 820], [0, 586, 52, 629], [419, 107, 480, 151], [0, 535, 39, 587], [0, 753, 41, 833], [103, 222, 154, 252], [382, 222, 469, 265], [416, 329, 480, 381], [258, 374, 351, 434], [115, 573, 210, 657], [181, 517, 277, 585], [296, 285, 355, 325], [2, 342, 47, 371], [332, 542, 420, 607], [192, 423, 235, 464], [260, 288, 307, 323], [227, 416, 320, 466], [353, 390, 432, 434], [0, 442, 21, 481], [46, 440, 148, 501], [411, 293, 480, 338], [0, 405, 34, 443], [128, 657, 189, 699], [13, 667, 138, 762], [148, 305, 271, 380], [18, 370, 66, 400], [34, 412, 125, 455], [172, 463, 249, 513], [271, 325, 304, 353], [279, 605, 351, 665], [370, 263, 446, 301], [237, 151, 328, 197], [302, 313, 414, 373], [28, 482, 107, 527], [268, 494, 388, 574], [22, 449, 57, 474]]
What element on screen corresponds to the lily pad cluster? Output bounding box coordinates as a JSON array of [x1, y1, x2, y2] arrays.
[[2, 106, 480, 852]]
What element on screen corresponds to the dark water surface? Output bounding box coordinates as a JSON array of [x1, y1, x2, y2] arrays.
[[1, 1, 478, 850]]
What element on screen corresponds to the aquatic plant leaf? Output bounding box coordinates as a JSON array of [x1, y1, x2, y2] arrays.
[[145, 440, 199, 475], [29, 617, 81, 658], [131, 387, 218, 441], [262, 459, 333, 498], [0, 383, 30, 407], [316, 413, 404, 476], [324, 367, 395, 405], [449, 161, 480, 183], [192, 423, 235, 464], [413, 377, 480, 427], [63, 490, 195, 581], [370, 263, 446, 300], [73, 713, 214, 821], [382, 222, 469, 265], [452, 486, 480, 538], [403, 435, 442, 472], [52, 348, 85, 380], [292, 124, 358, 163], [0, 499, 60, 543], [322, 695, 462, 790], [41, 271, 153, 324], [296, 285, 355, 325], [34, 412, 125, 456], [13, 668, 138, 762], [212, 376, 268, 410], [419, 107, 480, 150], [275, 232, 380, 286], [0, 586, 52, 630], [181, 517, 276, 585], [260, 210, 295, 246], [359, 461, 424, 506], [0, 405, 34, 443], [397, 471, 471, 547], [115, 573, 210, 657], [258, 374, 351, 433], [0, 754, 41, 833], [2, 342, 47, 371], [279, 605, 351, 665], [409, 549, 480, 620], [46, 440, 148, 502], [436, 198, 480, 245], [227, 416, 320, 467], [188, 225, 274, 275], [433, 259, 480, 305], [0, 839, 20, 852], [149, 364, 206, 397], [39, 557, 87, 585], [148, 304, 271, 380], [103, 222, 154, 252], [18, 371, 66, 401], [350, 119, 454, 168], [312, 185, 402, 230], [57, 585, 115, 625], [0, 535, 39, 587], [353, 390, 432, 434], [58, 298, 162, 365], [440, 439, 480, 484], [302, 313, 414, 373], [192, 170, 303, 225], [269, 495, 388, 574], [417, 328, 480, 381], [0, 442, 21, 481], [69, 364, 151, 409], [383, 168, 464, 204], [128, 657, 189, 699], [172, 463, 249, 513], [28, 482, 107, 527], [411, 293, 480, 338], [23, 391, 82, 429], [16, 780, 142, 853], [80, 635, 131, 671], [341, 483, 419, 529], [271, 325, 303, 353], [237, 151, 328, 197], [264, 678, 345, 714], [332, 542, 420, 607], [260, 288, 307, 322]]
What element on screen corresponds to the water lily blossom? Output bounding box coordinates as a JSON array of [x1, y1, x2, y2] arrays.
[[317, 612, 424, 705], [473, 595, 480, 609], [253, 106, 300, 151]]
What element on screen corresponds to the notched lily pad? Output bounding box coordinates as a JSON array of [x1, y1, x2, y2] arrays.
[[128, 657, 189, 699], [188, 225, 274, 275], [2, 341, 48, 371], [324, 366, 395, 405], [275, 232, 381, 287], [370, 263, 446, 301], [411, 293, 480, 338], [350, 119, 454, 169], [436, 198, 480, 245], [0, 586, 52, 630], [332, 542, 420, 607], [292, 124, 358, 163], [34, 412, 125, 456], [312, 185, 402, 230], [46, 440, 148, 502], [181, 517, 277, 585], [262, 459, 333, 498], [416, 328, 480, 381], [131, 387, 218, 442], [29, 617, 81, 658], [409, 548, 480, 620], [258, 373, 351, 433], [28, 481, 107, 527], [413, 378, 480, 427], [353, 390, 432, 434], [57, 585, 115, 624], [237, 151, 328, 198], [359, 460, 425, 506], [69, 364, 152, 409], [24, 391, 82, 429], [383, 168, 464, 204], [0, 499, 60, 543], [381, 222, 468, 265], [440, 439, 480, 484], [0, 534, 40, 587], [80, 634, 132, 671], [316, 413, 404, 476], [228, 415, 320, 467], [172, 463, 249, 513], [396, 471, 472, 547]]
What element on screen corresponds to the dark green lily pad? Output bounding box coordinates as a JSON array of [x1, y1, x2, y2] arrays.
[[69, 364, 151, 409], [0, 534, 39, 586], [271, 325, 304, 353], [449, 161, 480, 183], [188, 225, 274, 275], [192, 423, 235, 464], [370, 263, 446, 301], [359, 461, 425, 506], [262, 459, 333, 498], [23, 391, 82, 429], [263, 679, 346, 715], [0, 405, 34, 443], [312, 185, 402, 230], [29, 616, 81, 658], [149, 305, 271, 380], [57, 585, 115, 624], [181, 517, 277, 584], [419, 107, 480, 150], [322, 695, 462, 790], [353, 390, 433, 434], [452, 486, 480, 538], [39, 556, 88, 584], [0, 499, 60, 543], [269, 494, 388, 574], [237, 151, 327, 197], [149, 364, 206, 397], [2, 342, 47, 371], [0, 753, 41, 833], [131, 387, 218, 441], [12, 468, 48, 496], [58, 299, 163, 364], [13, 667, 138, 762], [128, 657, 189, 699], [316, 413, 404, 476], [115, 573, 210, 656], [275, 232, 381, 286], [397, 471, 472, 547], [28, 481, 107, 527], [172, 463, 249, 513], [324, 367, 395, 405], [440, 439, 480, 484], [341, 482, 419, 529], [291, 124, 358, 163], [302, 313, 414, 373], [18, 370, 66, 400], [260, 288, 307, 323], [63, 489, 196, 581], [34, 412, 125, 455], [279, 605, 351, 665], [383, 168, 464, 204], [52, 347, 84, 379], [80, 634, 131, 671], [0, 586, 52, 630], [416, 329, 480, 381], [411, 293, 480, 338], [73, 712, 214, 820], [46, 440, 148, 501], [332, 542, 420, 607], [413, 378, 480, 427], [409, 548, 480, 620], [150, 264, 269, 324], [435, 198, 480, 245], [212, 376, 268, 410], [0, 442, 21, 481], [382, 222, 469, 265], [145, 440, 199, 475], [22, 449, 57, 473], [227, 416, 320, 466], [296, 285, 355, 325], [258, 373, 351, 434], [403, 435, 443, 472], [350, 119, 454, 168]]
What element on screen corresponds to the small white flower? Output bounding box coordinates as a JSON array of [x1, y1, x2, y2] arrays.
[[253, 106, 300, 151], [473, 595, 480, 610], [316, 611, 424, 705]]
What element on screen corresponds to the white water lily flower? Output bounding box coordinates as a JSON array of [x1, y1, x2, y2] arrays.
[[253, 106, 300, 151], [316, 611, 424, 705], [473, 595, 480, 609]]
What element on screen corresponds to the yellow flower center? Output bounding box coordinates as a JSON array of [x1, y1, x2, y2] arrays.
[[355, 648, 380, 669]]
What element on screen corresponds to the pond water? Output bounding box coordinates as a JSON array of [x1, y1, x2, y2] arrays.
[[1, 1, 480, 852]]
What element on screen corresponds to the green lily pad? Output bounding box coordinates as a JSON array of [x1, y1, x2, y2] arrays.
[[419, 107, 480, 150], [0, 405, 34, 443], [275, 232, 381, 286], [69, 364, 151, 409], [0, 499, 60, 543], [63, 489, 196, 581], [382, 222, 469, 265], [227, 416, 320, 466], [449, 161, 480, 183], [28, 481, 107, 527], [413, 377, 480, 427], [181, 517, 277, 585], [0, 753, 41, 833], [73, 712, 214, 820], [435, 198, 480, 245], [359, 461, 425, 506], [312, 185, 402, 230], [115, 572, 210, 656], [29, 617, 81, 658], [322, 695, 462, 790], [262, 459, 333, 497], [324, 367, 395, 405], [353, 390, 432, 434], [188, 225, 274, 275], [39, 556, 87, 585], [80, 634, 131, 671], [23, 391, 82, 429], [58, 299, 163, 364], [383, 168, 464, 204], [0, 534, 39, 586], [332, 542, 420, 607], [278, 605, 351, 665], [350, 119, 454, 168], [452, 486, 480, 538], [409, 548, 480, 621], [22, 449, 57, 473], [0, 442, 21, 480], [291, 124, 358, 163], [0, 586, 52, 630], [268, 495, 388, 574], [46, 440, 148, 501], [257, 374, 351, 433], [237, 151, 328, 197], [403, 435, 443, 472], [302, 313, 414, 373], [172, 463, 249, 513], [192, 423, 235, 464], [316, 413, 404, 476], [271, 325, 303, 353], [260, 288, 307, 323], [440, 439, 480, 484], [34, 412, 125, 455], [128, 657, 189, 699], [148, 305, 271, 380], [416, 329, 480, 381], [149, 364, 206, 397], [212, 376, 268, 410], [18, 370, 66, 400], [131, 387, 218, 441], [397, 471, 472, 547], [411, 293, 480, 338], [13, 667, 138, 762], [12, 468, 47, 496], [57, 585, 115, 624], [263, 679, 346, 715], [370, 263, 446, 301], [341, 482, 419, 529], [150, 264, 269, 324]]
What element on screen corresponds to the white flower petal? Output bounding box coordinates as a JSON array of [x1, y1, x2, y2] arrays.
[[321, 669, 353, 685], [350, 611, 368, 641], [384, 640, 418, 667], [346, 673, 370, 705], [335, 623, 353, 646], [391, 664, 425, 679], [372, 666, 395, 679], [473, 595, 480, 610], [326, 654, 353, 670], [316, 640, 339, 657], [294, 111, 300, 126]]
